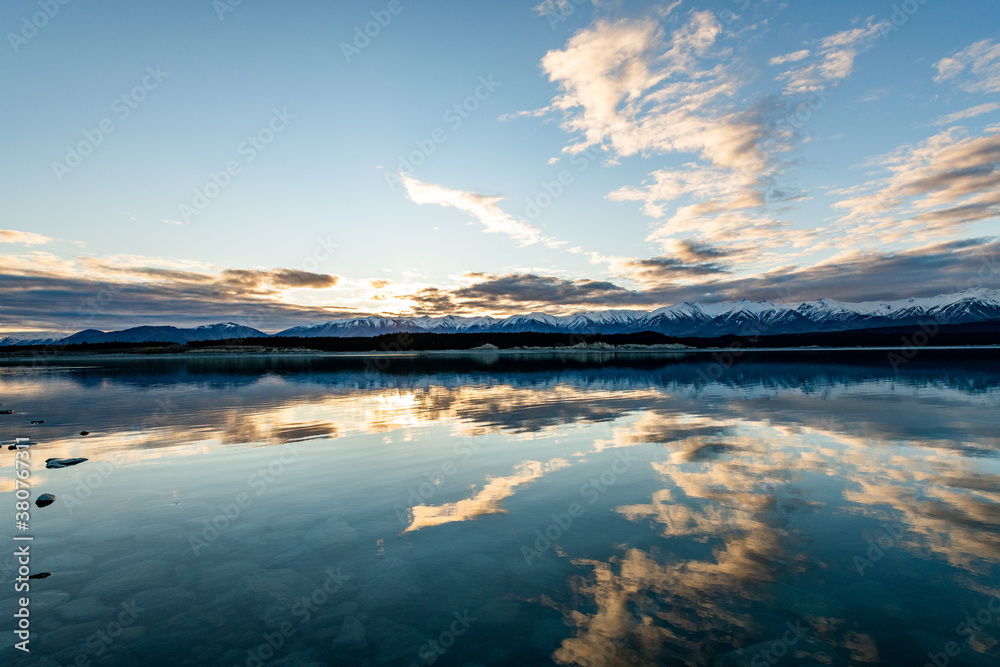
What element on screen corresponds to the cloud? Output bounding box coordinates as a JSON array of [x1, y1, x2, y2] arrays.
[[533, 13, 890, 267], [608, 163, 763, 219], [536, 13, 767, 172], [773, 20, 884, 94], [407, 273, 636, 315], [404, 458, 570, 532], [401, 174, 556, 247], [533, 0, 577, 17], [5, 237, 997, 330], [0, 258, 347, 333], [616, 253, 730, 287], [769, 49, 810, 66], [219, 268, 339, 290], [933, 103, 1000, 126], [0, 229, 53, 245], [833, 125, 1000, 239], [396, 238, 1000, 314], [933, 39, 1000, 93]]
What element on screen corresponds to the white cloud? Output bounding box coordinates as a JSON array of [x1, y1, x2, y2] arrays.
[[769, 49, 810, 66], [774, 20, 883, 94], [0, 229, 52, 245], [536, 13, 767, 172], [833, 125, 1000, 242], [533, 0, 577, 18], [933, 39, 1000, 94], [933, 102, 1000, 126], [608, 164, 761, 219], [400, 174, 559, 247]]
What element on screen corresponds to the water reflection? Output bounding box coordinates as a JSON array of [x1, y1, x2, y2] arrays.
[[0, 352, 997, 665]]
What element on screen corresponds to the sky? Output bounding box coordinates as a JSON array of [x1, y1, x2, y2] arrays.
[[1, 0, 999, 334]]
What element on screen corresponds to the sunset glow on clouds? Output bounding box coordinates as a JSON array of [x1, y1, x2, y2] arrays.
[[1, 1, 998, 333]]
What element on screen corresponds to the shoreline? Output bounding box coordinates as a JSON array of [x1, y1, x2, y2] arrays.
[[1, 344, 999, 363]]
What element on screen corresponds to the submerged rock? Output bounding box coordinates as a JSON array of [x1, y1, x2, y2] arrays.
[[332, 616, 368, 651], [35, 493, 57, 507], [46, 457, 89, 469], [59, 596, 113, 622]]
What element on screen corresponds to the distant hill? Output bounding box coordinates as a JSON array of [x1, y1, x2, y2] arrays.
[[1, 289, 998, 346], [45, 323, 266, 346]]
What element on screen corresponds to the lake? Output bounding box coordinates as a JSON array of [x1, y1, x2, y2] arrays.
[[1, 350, 999, 666]]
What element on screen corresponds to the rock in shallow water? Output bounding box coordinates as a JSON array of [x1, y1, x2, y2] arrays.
[[46, 457, 89, 469], [302, 517, 359, 550], [80, 559, 172, 598], [35, 493, 57, 507], [59, 595, 114, 622], [332, 616, 368, 651]]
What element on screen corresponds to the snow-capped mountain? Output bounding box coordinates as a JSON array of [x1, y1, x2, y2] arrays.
[[0, 335, 65, 347], [2, 289, 998, 346], [274, 288, 1000, 338]]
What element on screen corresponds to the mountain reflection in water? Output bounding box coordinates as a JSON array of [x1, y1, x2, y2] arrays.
[[0, 351, 997, 666]]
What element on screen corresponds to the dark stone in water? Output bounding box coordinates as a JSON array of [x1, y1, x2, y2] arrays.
[[28, 573, 51, 580], [79, 431, 89, 436], [46, 458, 88, 469], [35, 493, 56, 508]]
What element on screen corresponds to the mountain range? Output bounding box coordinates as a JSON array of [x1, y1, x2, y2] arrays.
[[2, 288, 998, 346]]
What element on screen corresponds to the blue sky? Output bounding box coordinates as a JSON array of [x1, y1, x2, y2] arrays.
[[1, 0, 999, 333]]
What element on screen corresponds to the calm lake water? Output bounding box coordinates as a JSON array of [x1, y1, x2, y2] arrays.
[[1, 351, 999, 667]]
